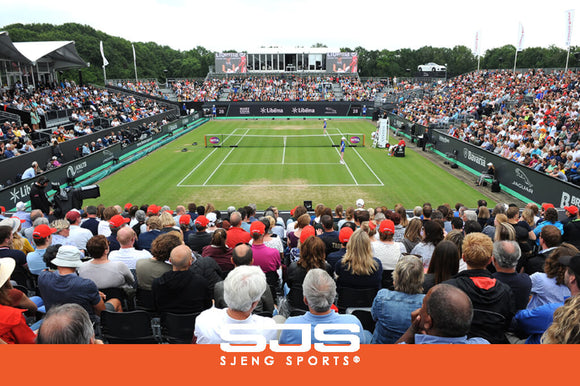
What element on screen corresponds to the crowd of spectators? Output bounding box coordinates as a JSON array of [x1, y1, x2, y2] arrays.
[[393, 69, 580, 184], [1, 82, 174, 183], [110, 80, 169, 100], [1, 196, 579, 344]]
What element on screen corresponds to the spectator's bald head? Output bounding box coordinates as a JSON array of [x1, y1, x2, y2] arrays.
[[170, 244, 193, 270]]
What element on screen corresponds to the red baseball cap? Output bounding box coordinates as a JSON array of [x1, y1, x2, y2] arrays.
[[339, 227, 354, 243], [541, 203, 554, 211], [300, 225, 316, 244], [165, 210, 174, 215], [379, 219, 395, 234], [250, 221, 265, 235], [368, 221, 377, 230], [33, 224, 57, 239], [124, 202, 133, 211], [179, 214, 191, 225], [65, 210, 81, 223], [565, 206, 579, 215], [109, 215, 130, 228], [0, 206, 5, 213], [147, 205, 160, 215], [195, 215, 209, 227]]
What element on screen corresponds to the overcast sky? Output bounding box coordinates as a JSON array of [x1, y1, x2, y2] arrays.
[[1, 0, 579, 54]]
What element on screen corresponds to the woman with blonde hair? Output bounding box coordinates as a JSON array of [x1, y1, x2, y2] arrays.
[[0, 218, 33, 254], [542, 295, 580, 344], [334, 229, 383, 290]]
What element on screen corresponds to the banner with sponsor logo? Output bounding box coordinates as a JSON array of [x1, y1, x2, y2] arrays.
[[202, 102, 367, 117], [387, 112, 580, 207]]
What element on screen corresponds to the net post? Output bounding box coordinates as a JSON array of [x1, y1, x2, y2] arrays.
[[363, 134, 365, 147], [204, 135, 207, 148]]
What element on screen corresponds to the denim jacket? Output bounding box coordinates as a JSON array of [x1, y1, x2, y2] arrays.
[[371, 289, 425, 344]]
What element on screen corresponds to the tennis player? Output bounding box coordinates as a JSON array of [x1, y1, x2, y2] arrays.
[[340, 136, 346, 164], [323, 119, 327, 134]]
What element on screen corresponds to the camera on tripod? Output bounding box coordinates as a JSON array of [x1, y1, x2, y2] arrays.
[[51, 182, 101, 219]]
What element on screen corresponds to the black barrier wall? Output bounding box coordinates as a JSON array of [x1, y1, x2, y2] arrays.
[[0, 114, 200, 210], [0, 110, 178, 186], [202, 101, 371, 117], [386, 112, 580, 207]]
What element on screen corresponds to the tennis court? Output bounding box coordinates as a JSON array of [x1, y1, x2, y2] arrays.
[[178, 127, 382, 187], [88, 119, 495, 209]]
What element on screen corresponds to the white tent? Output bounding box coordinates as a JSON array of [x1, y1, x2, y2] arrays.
[[13, 40, 89, 69]]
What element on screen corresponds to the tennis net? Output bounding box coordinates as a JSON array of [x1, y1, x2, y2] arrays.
[[204, 133, 365, 148]]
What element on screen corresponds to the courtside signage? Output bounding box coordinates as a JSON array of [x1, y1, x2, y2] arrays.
[[209, 137, 220, 144], [349, 136, 361, 144]]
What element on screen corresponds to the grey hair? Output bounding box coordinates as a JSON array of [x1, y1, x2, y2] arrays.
[[392, 255, 424, 294], [463, 210, 477, 222], [374, 212, 386, 222], [493, 240, 521, 268], [37, 303, 94, 344], [33, 216, 49, 226], [302, 268, 337, 313], [135, 210, 146, 222], [223, 266, 267, 312]]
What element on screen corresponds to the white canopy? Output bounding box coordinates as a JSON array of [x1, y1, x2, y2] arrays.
[[13, 40, 89, 69]]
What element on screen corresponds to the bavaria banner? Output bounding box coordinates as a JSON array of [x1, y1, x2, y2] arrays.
[[387, 112, 580, 207], [377, 118, 389, 148]]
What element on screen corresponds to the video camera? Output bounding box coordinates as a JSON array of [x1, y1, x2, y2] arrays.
[[51, 182, 101, 219]]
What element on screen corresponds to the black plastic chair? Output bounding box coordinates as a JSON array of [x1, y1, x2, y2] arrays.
[[160, 312, 200, 344], [100, 310, 158, 344], [136, 288, 156, 312]]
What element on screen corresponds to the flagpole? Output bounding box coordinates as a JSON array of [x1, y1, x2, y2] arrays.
[[103, 65, 107, 85], [132, 43, 138, 82], [565, 46, 571, 73], [513, 50, 518, 74]]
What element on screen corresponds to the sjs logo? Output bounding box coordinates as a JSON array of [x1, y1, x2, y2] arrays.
[[219, 323, 360, 353]]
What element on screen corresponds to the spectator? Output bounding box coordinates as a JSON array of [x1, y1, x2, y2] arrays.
[[37, 303, 99, 344], [423, 240, 460, 294], [411, 220, 444, 269], [372, 255, 425, 343], [395, 284, 489, 344], [444, 232, 515, 343], [279, 268, 370, 344], [492, 240, 532, 311], [194, 265, 279, 344], [135, 232, 181, 291], [0, 258, 36, 344], [334, 229, 383, 290]]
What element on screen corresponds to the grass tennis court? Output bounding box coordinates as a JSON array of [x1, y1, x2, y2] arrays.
[[85, 119, 496, 210]]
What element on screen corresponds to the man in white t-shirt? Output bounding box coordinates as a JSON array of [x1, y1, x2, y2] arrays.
[[195, 265, 278, 344], [66, 210, 93, 253], [372, 220, 405, 271], [108, 226, 152, 270]]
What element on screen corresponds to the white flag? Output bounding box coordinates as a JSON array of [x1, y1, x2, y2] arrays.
[[100, 41, 109, 68], [517, 23, 525, 52], [132, 43, 136, 66], [566, 10, 575, 47], [474, 31, 480, 56]]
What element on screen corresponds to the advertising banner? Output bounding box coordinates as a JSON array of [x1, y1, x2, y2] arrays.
[[203, 102, 364, 117]]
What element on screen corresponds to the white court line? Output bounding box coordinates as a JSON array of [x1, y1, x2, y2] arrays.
[[222, 162, 344, 166], [337, 128, 384, 186], [179, 184, 384, 187], [282, 136, 286, 164], [202, 128, 249, 186], [326, 130, 358, 186], [177, 128, 242, 186]]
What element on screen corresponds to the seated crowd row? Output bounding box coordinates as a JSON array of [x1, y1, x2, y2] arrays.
[[0, 198, 579, 344]]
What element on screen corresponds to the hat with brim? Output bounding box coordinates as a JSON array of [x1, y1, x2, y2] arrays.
[[50, 245, 83, 268], [0, 258, 16, 288], [0, 217, 20, 233]]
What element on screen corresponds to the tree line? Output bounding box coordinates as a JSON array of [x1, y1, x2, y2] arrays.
[[2, 23, 579, 85]]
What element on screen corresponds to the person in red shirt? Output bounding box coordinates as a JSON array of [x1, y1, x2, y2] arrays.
[[0, 258, 36, 344], [226, 211, 251, 249]]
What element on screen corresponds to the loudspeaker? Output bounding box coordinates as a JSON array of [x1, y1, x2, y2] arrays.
[[491, 179, 501, 193]]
